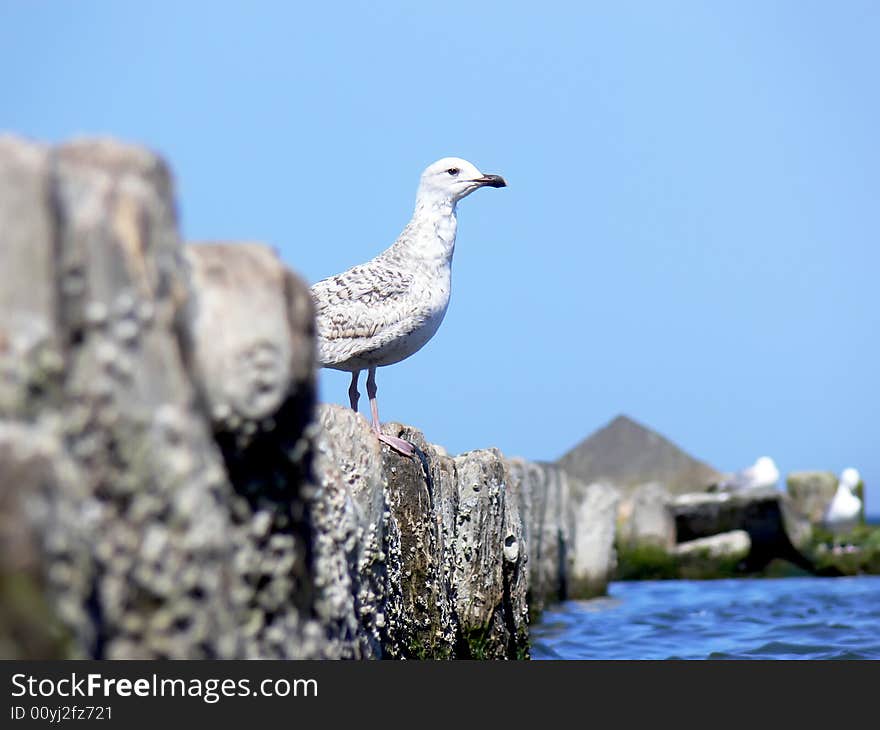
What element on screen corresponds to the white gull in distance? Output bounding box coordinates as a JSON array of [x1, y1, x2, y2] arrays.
[[823, 467, 862, 540], [310, 157, 506, 456], [714, 456, 780, 492]]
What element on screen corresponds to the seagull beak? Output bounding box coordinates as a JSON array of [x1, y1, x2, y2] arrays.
[[475, 174, 507, 188]]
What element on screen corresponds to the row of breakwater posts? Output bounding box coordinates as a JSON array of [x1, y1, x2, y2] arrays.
[[3, 136, 864, 659], [0, 136, 619, 659]]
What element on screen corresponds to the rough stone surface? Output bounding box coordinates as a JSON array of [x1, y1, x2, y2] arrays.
[[452, 449, 514, 654], [312, 404, 387, 658], [786, 471, 840, 525], [0, 135, 617, 660], [184, 243, 315, 433], [522, 461, 565, 612], [0, 136, 327, 659], [0, 137, 64, 419], [672, 488, 813, 571], [618, 481, 676, 550], [567, 479, 620, 598], [674, 530, 751, 559], [507, 459, 619, 614], [0, 422, 82, 659]]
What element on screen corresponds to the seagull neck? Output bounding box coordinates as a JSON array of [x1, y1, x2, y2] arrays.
[[413, 194, 457, 219], [408, 196, 458, 262]]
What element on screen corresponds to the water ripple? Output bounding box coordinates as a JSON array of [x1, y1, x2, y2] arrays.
[[531, 575, 880, 660]]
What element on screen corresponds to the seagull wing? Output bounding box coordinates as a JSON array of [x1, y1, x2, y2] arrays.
[[311, 262, 418, 366]]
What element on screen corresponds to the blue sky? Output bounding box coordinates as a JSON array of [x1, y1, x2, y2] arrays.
[[3, 2, 878, 513]]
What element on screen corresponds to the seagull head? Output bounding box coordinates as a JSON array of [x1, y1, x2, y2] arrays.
[[416, 157, 506, 206], [840, 467, 861, 491]]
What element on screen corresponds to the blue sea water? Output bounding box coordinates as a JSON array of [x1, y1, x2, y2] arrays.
[[531, 575, 880, 659]]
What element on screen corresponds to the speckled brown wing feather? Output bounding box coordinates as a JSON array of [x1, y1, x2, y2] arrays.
[[311, 259, 418, 367]]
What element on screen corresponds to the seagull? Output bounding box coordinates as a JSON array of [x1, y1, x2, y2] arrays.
[[823, 467, 862, 542], [311, 157, 506, 456], [713, 456, 780, 492]]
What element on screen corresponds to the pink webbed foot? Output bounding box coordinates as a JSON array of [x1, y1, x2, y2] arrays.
[[364, 366, 415, 456], [377, 432, 416, 457]]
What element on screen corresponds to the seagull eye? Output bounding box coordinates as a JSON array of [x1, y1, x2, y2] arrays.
[[446, 167, 460, 176]]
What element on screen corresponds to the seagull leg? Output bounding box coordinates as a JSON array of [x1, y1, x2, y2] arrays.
[[366, 366, 415, 457], [348, 370, 361, 411]]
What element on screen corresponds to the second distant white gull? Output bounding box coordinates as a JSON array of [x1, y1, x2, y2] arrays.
[[715, 456, 780, 492], [311, 157, 506, 456], [824, 467, 862, 539]]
